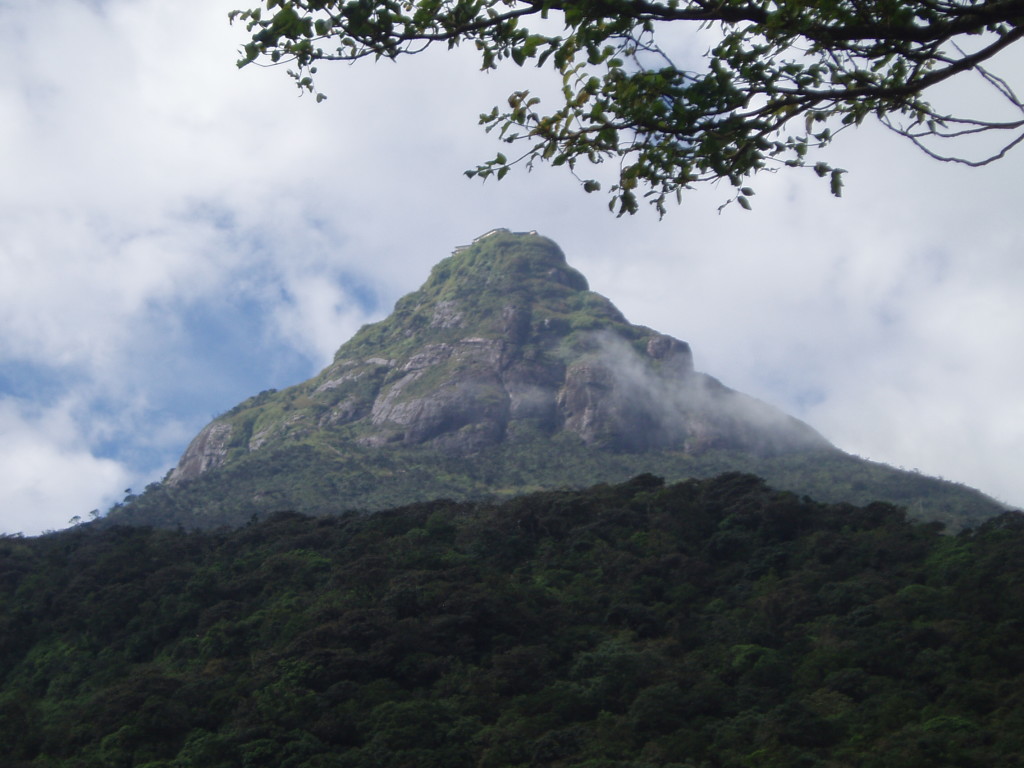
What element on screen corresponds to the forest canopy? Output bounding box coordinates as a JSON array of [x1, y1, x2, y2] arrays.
[[230, 0, 1024, 214], [3, 474, 1024, 766]]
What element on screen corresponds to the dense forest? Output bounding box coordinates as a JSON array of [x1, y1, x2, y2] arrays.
[[3, 473, 1023, 767], [110, 436, 1003, 533]]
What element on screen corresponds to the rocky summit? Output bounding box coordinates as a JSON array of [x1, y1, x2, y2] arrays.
[[172, 228, 826, 483], [110, 230, 1006, 530]]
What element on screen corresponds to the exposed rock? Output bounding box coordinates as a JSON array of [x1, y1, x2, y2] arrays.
[[318, 395, 373, 428], [168, 422, 233, 484], [646, 333, 694, 374], [401, 343, 454, 372], [166, 229, 830, 484], [501, 304, 531, 345], [430, 300, 464, 328], [558, 361, 615, 445]]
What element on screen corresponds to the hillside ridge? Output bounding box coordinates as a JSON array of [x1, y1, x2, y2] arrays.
[[107, 230, 1006, 530]]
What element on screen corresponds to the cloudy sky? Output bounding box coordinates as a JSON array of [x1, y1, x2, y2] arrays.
[[1, 0, 1021, 535]]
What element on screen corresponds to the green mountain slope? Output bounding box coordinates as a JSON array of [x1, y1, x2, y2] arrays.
[[4, 474, 1024, 767], [108, 229, 1005, 530]]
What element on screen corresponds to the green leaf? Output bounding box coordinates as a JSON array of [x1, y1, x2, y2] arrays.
[[229, 0, 1021, 216], [830, 169, 845, 197]]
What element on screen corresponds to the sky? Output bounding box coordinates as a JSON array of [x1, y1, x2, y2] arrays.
[[1, 0, 1022, 535]]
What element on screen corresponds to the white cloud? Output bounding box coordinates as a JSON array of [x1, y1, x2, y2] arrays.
[[0, 0, 1021, 535], [0, 397, 132, 536], [271, 273, 377, 365]]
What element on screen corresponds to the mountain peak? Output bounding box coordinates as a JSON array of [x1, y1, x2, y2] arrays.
[[436, 228, 589, 293], [331, 228, 619, 366], [112, 231, 1006, 531], [167, 230, 828, 488]]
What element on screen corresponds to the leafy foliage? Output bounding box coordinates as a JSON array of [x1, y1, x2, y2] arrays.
[[229, 0, 1024, 213], [4, 473, 1024, 766]]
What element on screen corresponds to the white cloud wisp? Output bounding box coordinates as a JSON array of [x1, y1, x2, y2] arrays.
[[0, 0, 1021, 534]]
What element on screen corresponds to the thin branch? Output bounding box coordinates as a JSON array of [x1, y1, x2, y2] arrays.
[[884, 115, 1024, 164]]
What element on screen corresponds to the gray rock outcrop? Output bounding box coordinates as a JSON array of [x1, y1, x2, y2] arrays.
[[168, 229, 828, 484]]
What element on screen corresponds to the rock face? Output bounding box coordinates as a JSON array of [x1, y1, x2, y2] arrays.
[[169, 229, 828, 485]]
